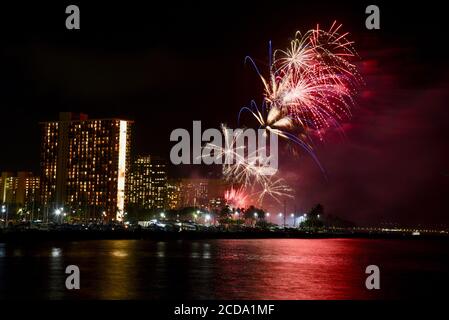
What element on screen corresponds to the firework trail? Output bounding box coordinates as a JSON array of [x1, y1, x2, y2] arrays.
[[238, 100, 326, 174], [202, 125, 276, 185], [257, 177, 294, 204], [243, 21, 361, 141], [208, 22, 361, 206], [202, 125, 294, 205]]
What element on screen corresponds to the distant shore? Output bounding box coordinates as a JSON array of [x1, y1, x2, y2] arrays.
[[1, 229, 448, 242]]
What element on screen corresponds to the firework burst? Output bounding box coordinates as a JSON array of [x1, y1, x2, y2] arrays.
[[244, 21, 361, 140], [224, 185, 248, 209], [256, 178, 294, 204], [202, 125, 293, 205], [210, 22, 361, 207]]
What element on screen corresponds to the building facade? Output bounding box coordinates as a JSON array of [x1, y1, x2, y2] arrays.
[[149, 156, 167, 210], [166, 179, 181, 210], [177, 178, 228, 210], [128, 155, 167, 211], [128, 155, 152, 209], [40, 113, 132, 221], [0, 171, 40, 212], [0, 172, 15, 204]]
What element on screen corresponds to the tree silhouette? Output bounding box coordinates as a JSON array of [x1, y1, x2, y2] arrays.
[[300, 204, 324, 230]]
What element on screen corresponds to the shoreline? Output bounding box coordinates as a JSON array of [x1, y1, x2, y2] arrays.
[[1, 229, 448, 242]]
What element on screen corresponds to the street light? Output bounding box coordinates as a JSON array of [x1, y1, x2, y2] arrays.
[[54, 209, 62, 224], [205, 214, 211, 222], [1, 205, 7, 228], [160, 212, 166, 219]]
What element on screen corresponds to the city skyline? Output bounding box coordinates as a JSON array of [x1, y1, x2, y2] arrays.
[[1, 2, 448, 226], [1, 110, 447, 228], [0, 112, 252, 222], [0, 1, 448, 306]]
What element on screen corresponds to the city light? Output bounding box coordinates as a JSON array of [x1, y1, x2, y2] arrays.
[[116, 120, 128, 221], [54, 209, 61, 216], [266, 212, 270, 217], [160, 212, 166, 219], [205, 214, 211, 221]]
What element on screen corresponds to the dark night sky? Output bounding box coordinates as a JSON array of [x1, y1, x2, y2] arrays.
[[1, 1, 448, 225]]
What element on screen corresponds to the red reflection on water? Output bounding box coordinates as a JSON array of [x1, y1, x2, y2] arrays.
[[213, 239, 377, 299]]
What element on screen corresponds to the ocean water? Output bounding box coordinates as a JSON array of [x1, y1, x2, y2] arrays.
[[0, 238, 447, 299]]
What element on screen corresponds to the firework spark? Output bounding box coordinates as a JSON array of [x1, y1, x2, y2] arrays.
[[224, 185, 248, 209], [256, 178, 294, 204], [211, 22, 361, 207], [202, 125, 276, 184], [202, 125, 293, 204], [244, 21, 361, 140]]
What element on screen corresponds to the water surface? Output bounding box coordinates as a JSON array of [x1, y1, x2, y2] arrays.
[[0, 239, 447, 299]]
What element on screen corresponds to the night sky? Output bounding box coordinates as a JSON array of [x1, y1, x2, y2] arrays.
[[1, 1, 448, 225]]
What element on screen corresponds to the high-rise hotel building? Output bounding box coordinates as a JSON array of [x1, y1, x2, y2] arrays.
[[149, 156, 167, 209], [128, 155, 152, 209], [128, 155, 167, 210], [40, 113, 132, 221], [0, 171, 40, 210]]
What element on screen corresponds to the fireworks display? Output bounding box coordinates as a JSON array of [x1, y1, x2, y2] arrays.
[[224, 186, 248, 209], [243, 21, 361, 141], [212, 22, 361, 208]]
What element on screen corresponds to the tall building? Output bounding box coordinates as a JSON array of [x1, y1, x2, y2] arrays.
[[0, 172, 14, 204], [16, 172, 40, 210], [178, 178, 208, 208], [166, 179, 181, 210], [128, 155, 152, 209], [127, 155, 168, 211], [177, 178, 228, 210], [40, 112, 132, 221], [149, 156, 167, 209], [0, 171, 40, 210]]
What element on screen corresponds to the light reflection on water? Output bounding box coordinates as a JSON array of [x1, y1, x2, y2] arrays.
[[0, 239, 447, 299]]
